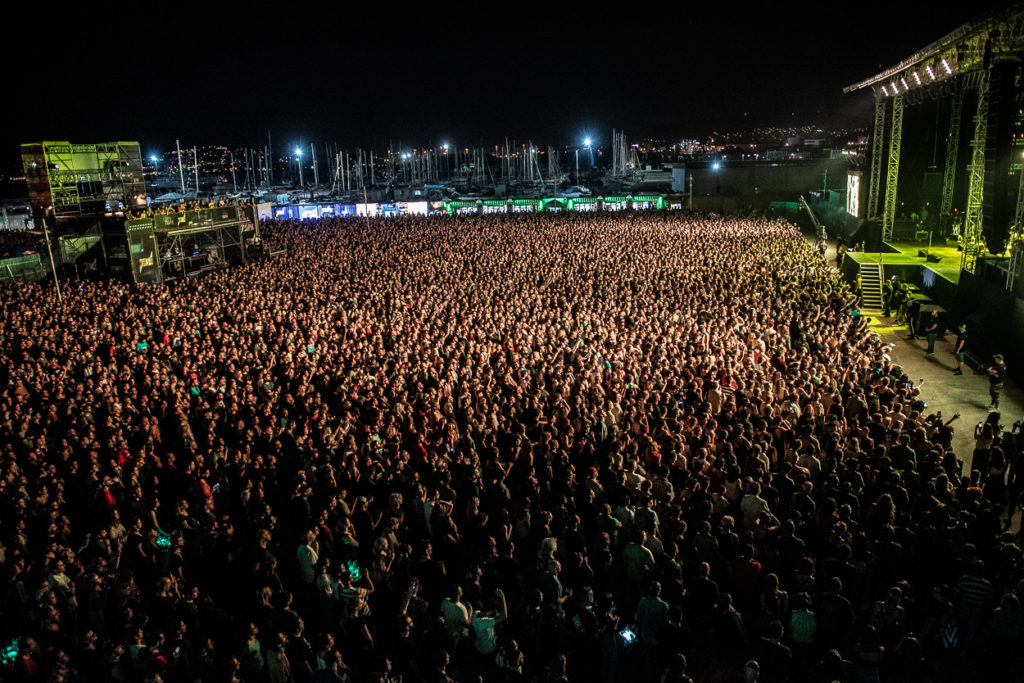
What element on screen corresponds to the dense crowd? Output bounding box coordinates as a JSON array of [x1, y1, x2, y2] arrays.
[[126, 198, 256, 220], [0, 228, 39, 259], [1, 212, 1022, 683]]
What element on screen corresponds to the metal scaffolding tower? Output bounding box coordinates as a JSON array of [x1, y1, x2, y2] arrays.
[[868, 96, 887, 221], [960, 70, 990, 273], [882, 95, 904, 240], [1007, 164, 1024, 292], [939, 87, 965, 223], [611, 129, 629, 177]]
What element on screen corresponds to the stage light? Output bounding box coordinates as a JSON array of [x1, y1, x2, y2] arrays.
[[881, 85, 890, 96], [926, 65, 936, 80], [942, 58, 952, 75], [913, 71, 921, 85]]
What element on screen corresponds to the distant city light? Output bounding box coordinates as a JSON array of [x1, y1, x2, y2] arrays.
[[584, 137, 592, 147], [442, 143, 449, 151], [150, 155, 158, 162], [712, 162, 721, 170], [295, 148, 303, 156]]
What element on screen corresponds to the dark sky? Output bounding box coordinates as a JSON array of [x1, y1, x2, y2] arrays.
[[3, 2, 1009, 166]]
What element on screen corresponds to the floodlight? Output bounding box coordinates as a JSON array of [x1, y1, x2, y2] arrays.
[[881, 85, 889, 96], [295, 148, 303, 156], [712, 162, 720, 170], [913, 71, 921, 85], [901, 77, 909, 90], [942, 58, 952, 75], [926, 65, 936, 81], [584, 137, 592, 147]]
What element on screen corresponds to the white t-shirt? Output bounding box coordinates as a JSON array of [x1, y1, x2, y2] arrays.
[[740, 494, 769, 528], [441, 598, 470, 639], [296, 543, 318, 584]]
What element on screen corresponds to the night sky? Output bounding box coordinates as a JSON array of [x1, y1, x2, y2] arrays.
[[2, 3, 1009, 168]]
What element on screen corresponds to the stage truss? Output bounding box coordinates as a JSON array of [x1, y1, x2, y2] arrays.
[[845, 5, 1024, 273]]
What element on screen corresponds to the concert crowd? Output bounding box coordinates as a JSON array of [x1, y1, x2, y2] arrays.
[[1, 212, 1022, 682]]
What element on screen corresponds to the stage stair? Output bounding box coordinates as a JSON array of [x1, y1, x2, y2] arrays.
[[860, 262, 884, 312]]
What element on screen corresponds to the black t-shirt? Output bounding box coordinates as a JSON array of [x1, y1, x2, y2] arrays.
[[955, 329, 968, 352], [990, 362, 1006, 386]]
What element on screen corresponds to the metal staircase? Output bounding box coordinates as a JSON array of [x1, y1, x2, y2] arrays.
[[860, 261, 884, 312]]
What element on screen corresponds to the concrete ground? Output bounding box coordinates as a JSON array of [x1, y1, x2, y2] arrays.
[[864, 314, 1024, 531], [820, 236, 1024, 525]]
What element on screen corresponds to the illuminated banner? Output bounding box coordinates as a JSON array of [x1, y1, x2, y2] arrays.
[[847, 172, 861, 218]]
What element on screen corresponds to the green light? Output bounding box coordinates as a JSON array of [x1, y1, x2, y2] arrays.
[[0, 637, 21, 667], [156, 529, 179, 551]]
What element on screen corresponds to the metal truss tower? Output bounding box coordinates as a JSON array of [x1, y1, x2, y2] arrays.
[[939, 87, 964, 224], [882, 95, 904, 240], [1007, 166, 1024, 292], [868, 96, 887, 221], [961, 70, 990, 273]]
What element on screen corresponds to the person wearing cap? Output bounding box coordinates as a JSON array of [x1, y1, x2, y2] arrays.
[[988, 355, 1007, 411]]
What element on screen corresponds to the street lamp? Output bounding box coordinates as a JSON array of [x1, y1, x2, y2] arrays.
[[295, 148, 304, 187], [577, 136, 593, 185]]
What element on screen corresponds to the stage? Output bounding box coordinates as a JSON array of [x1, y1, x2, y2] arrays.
[[845, 239, 964, 285]]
